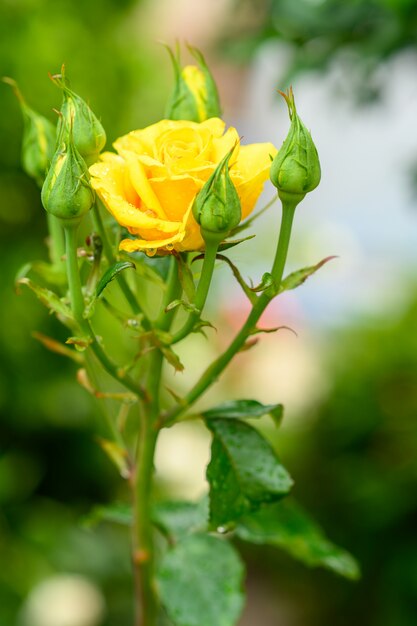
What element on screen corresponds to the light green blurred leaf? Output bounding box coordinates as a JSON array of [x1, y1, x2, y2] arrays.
[[202, 399, 283, 422], [236, 499, 361, 580], [153, 498, 209, 540], [157, 534, 245, 626]]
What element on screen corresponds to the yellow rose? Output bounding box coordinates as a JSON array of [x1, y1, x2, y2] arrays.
[[89, 117, 277, 254]]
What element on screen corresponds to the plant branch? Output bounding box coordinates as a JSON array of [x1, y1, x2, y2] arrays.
[[169, 240, 218, 344], [162, 202, 296, 426], [64, 223, 147, 401]]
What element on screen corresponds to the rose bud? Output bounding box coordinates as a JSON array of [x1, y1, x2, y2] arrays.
[[192, 146, 241, 243], [165, 45, 221, 123], [4, 78, 56, 187], [270, 87, 321, 209], [52, 66, 106, 166], [41, 126, 94, 224]]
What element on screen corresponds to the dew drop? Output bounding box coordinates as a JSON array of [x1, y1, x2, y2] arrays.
[[146, 248, 156, 257], [166, 243, 174, 251]]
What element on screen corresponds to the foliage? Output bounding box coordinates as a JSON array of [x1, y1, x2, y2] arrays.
[[219, 0, 417, 98]]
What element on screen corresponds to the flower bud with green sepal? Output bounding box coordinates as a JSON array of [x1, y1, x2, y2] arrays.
[[51, 66, 106, 167], [192, 146, 241, 244], [4, 78, 56, 187], [165, 45, 221, 123], [41, 124, 95, 226], [270, 87, 321, 209]]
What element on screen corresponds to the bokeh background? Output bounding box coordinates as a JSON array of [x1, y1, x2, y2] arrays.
[[1, 0, 417, 624]]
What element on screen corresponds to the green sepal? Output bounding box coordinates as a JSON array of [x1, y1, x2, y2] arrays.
[[157, 534, 245, 626], [236, 499, 361, 580], [205, 418, 293, 528], [52, 66, 106, 165], [192, 146, 241, 237], [41, 129, 95, 223]]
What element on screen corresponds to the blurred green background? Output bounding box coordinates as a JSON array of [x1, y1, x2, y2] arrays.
[[1, 0, 417, 624]]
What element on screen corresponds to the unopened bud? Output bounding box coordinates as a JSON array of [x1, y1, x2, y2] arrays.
[[192, 146, 241, 242], [165, 45, 221, 123], [41, 127, 94, 224], [52, 66, 106, 166], [4, 78, 56, 187], [270, 87, 321, 209]]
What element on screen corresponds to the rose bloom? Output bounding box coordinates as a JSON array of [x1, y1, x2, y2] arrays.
[[89, 118, 277, 254]]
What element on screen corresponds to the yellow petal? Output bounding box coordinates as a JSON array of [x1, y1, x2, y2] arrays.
[[233, 142, 277, 218], [119, 149, 167, 219], [211, 126, 240, 163], [234, 142, 277, 179], [120, 230, 185, 252], [149, 175, 204, 221], [90, 159, 181, 232]]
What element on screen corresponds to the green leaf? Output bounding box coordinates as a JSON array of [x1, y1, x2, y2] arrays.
[[236, 499, 360, 580], [152, 498, 209, 540], [176, 254, 196, 301], [215, 254, 256, 304], [279, 256, 337, 293], [217, 234, 256, 251], [83, 502, 132, 528], [206, 418, 293, 528], [16, 277, 73, 323], [202, 399, 283, 421], [96, 261, 135, 298], [157, 534, 245, 626], [16, 260, 67, 287]]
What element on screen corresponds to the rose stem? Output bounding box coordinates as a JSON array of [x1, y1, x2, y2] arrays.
[[64, 222, 146, 400], [132, 256, 181, 626], [162, 201, 296, 426], [169, 238, 218, 344]]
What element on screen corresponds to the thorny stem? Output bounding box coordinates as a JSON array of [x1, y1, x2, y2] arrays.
[[132, 256, 180, 626], [64, 223, 146, 401], [162, 202, 296, 426], [170, 240, 218, 344]]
